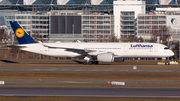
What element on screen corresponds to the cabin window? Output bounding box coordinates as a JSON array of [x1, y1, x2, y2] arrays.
[[164, 47, 169, 50]]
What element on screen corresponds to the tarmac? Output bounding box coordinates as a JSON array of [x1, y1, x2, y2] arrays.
[[0, 86, 180, 98]]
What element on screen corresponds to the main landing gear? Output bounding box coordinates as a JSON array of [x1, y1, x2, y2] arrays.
[[83, 56, 99, 65], [83, 61, 99, 65]]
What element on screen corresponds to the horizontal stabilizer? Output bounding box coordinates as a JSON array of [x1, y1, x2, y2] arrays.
[[5, 45, 27, 49]]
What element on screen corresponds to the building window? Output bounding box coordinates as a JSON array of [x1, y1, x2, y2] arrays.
[[104, 16, 110, 20], [97, 16, 103, 19], [138, 21, 144, 24], [159, 21, 166, 24], [104, 21, 110, 24], [159, 16, 166, 19], [152, 16, 158, 19], [83, 16, 89, 19], [152, 21, 158, 24], [138, 16, 144, 19], [104, 26, 110, 29], [97, 21, 103, 24], [97, 26, 103, 29]]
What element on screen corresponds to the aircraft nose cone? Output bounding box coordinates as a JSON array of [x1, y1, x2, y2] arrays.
[[170, 50, 174, 56]]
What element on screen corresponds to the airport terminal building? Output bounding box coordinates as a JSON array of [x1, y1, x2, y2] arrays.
[[4, 10, 114, 42], [137, 7, 180, 41], [2, 0, 180, 41]]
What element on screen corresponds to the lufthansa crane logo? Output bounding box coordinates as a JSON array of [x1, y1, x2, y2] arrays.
[[15, 28, 24, 38]]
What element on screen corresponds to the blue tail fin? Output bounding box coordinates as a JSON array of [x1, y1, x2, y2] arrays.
[[9, 21, 37, 44]]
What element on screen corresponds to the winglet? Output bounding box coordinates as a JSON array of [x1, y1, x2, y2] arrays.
[[9, 21, 37, 44]]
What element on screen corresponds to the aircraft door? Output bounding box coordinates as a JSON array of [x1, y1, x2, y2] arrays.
[[154, 45, 158, 52], [147, 45, 154, 57], [40, 44, 43, 52], [76, 45, 80, 49], [124, 45, 128, 52], [76, 43, 82, 49], [76, 44, 82, 52]]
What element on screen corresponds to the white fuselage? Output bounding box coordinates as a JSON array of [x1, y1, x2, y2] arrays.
[[18, 42, 174, 58]]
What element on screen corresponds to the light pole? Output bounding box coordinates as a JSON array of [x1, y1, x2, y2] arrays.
[[117, 26, 119, 39], [72, 24, 74, 41], [12, 33, 14, 45]]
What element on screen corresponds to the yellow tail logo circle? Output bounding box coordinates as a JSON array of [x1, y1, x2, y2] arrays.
[[15, 28, 24, 38]]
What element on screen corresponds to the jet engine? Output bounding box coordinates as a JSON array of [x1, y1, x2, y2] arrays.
[[97, 53, 114, 62], [97, 53, 125, 63]]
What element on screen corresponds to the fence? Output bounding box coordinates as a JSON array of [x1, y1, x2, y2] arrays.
[[0, 53, 56, 60]]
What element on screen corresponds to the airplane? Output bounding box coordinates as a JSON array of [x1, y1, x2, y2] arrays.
[[8, 21, 174, 65]]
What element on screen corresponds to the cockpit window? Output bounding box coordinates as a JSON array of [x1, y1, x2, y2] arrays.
[[164, 47, 169, 50]]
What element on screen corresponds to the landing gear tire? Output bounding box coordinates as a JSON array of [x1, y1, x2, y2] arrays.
[[94, 61, 99, 65], [83, 61, 87, 65], [165, 62, 170, 65], [89, 61, 99, 65], [88, 61, 93, 65]]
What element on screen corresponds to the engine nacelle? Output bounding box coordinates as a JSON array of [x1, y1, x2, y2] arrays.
[[97, 53, 114, 62]]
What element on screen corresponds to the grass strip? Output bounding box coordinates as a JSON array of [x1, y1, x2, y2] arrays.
[[0, 71, 180, 81]]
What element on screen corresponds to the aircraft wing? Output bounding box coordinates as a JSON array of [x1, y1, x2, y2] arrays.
[[42, 44, 98, 55]]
